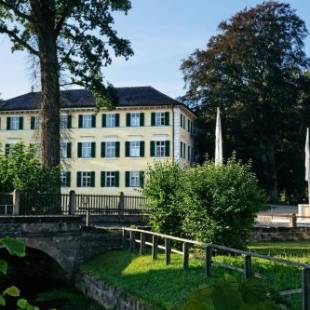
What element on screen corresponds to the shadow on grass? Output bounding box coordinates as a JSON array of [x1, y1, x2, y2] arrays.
[[80, 249, 239, 309]]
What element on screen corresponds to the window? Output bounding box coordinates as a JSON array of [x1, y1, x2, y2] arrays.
[[150, 141, 170, 157], [31, 116, 39, 130], [126, 112, 144, 127], [79, 114, 95, 128], [152, 112, 169, 126], [60, 115, 72, 129], [125, 141, 144, 157], [101, 141, 119, 158], [180, 114, 186, 129], [131, 113, 140, 127], [101, 171, 119, 187], [106, 141, 116, 158], [130, 141, 140, 157], [77, 171, 95, 187], [60, 142, 71, 159], [180, 142, 186, 159], [5, 144, 12, 155], [7, 116, 23, 130], [60, 172, 71, 187], [188, 146, 192, 162], [78, 142, 96, 158]]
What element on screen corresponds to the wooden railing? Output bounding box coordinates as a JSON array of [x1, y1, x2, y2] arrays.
[[119, 227, 310, 310]]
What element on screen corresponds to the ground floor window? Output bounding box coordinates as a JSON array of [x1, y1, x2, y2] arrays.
[[126, 171, 144, 187], [60, 172, 71, 187], [77, 171, 95, 187], [101, 171, 119, 187]]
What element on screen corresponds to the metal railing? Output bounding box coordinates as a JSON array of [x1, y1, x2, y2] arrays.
[[118, 227, 310, 310], [2, 191, 149, 216]]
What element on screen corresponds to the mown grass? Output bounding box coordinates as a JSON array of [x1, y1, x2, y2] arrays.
[[80, 242, 310, 309]]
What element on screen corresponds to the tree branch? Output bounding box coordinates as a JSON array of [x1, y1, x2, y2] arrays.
[[0, 0, 33, 21], [0, 25, 39, 56]]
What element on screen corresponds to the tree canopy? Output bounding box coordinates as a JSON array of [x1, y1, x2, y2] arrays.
[[0, 0, 133, 168], [181, 1, 310, 202]]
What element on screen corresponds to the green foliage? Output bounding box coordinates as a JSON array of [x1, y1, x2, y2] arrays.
[[178, 274, 288, 310], [0, 143, 60, 193], [142, 161, 186, 235], [0, 0, 133, 103], [182, 159, 265, 249], [181, 1, 310, 203], [143, 159, 265, 249], [0, 237, 38, 309]]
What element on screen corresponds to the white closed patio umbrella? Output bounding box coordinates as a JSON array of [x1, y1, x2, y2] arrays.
[[215, 107, 223, 166], [305, 127, 310, 204]]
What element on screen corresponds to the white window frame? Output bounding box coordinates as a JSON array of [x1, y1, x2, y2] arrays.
[[81, 142, 92, 158], [82, 115, 92, 128], [60, 172, 69, 187], [130, 113, 140, 127], [155, 141, 166, 157], [106, 141, 116, 158], [129, 171, 140, 187], [60, 142, 68, 159], [60, 115, 69, 129], [155, 112, 166, 126], [106, 171, 116, 187], [10, 117, 20, 130], [106, 114, 116, 128], [33, 116, 39, 129], [130, 141, 140, 157], [81, 171, 92, 187]]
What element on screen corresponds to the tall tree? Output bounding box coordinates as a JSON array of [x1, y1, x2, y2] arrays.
[[181, 1, 310, 202], [0, 0, 133, 168]]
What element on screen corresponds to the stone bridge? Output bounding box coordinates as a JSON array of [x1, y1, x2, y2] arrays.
[[0, 216, 123, 279]]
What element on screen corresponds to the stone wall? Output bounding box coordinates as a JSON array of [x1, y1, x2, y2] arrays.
[[252, 226, 310, 241], [75, 272, 158, 310], [79, 227, 123, 263]]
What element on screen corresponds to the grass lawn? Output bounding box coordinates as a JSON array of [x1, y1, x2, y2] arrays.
[[80, 241, 310, 309]]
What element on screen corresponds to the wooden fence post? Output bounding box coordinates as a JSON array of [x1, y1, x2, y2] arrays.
[[183, 242, 189, 270], [303, 267, 310, 310], [152, 235, 158, 260], [69, 190, 76, 215], [165, 239, 171, 265], [85, 210, 90, 227], [129, 231, 135, 251], [290, 213, 297, 228], [13, 190, 20, 216], [122, 229, 126, 248], [244, 255, 252, 279], [205, 245, 212, 277], [119, 192, 125, 215], [140, 232, 145, 255]]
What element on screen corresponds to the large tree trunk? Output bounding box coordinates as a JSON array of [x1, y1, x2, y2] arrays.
[[38, 31, 60, 169]]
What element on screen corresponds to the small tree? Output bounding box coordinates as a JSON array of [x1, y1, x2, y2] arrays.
[[0, 144, 59, 193], [142, 161, 186, 236], [182, 159, 265, 249]]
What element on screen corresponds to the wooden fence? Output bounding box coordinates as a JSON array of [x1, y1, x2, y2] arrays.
[[118, 227, 310, 310], [0, 191, 149, 216]]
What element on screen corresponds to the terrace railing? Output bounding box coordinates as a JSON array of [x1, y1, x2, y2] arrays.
[[0, 191, 149, 216], [117, 227, 310, 310]]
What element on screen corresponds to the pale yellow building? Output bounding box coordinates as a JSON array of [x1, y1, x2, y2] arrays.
[[0, 87, 196, 195]]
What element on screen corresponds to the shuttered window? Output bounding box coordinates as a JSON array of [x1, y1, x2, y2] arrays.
[[101, 171, 119, 187], [150, 141, 170, 157], [125, 171, 144, 187], [60, 172, 71, 187], [77, 171, 95, 187]]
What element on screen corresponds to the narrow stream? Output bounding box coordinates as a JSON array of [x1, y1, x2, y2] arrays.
[[0, 248, 103, 309]]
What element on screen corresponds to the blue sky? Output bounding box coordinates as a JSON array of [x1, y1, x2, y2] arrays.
[[1, 0, 310, 100]]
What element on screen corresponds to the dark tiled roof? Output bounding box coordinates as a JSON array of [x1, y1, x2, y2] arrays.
[[0, 87, 182, 111]]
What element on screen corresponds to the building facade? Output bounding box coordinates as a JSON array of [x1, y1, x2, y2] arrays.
[[0, 87, 196, 195]]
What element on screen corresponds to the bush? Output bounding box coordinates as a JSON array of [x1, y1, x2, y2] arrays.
[[182, 159, 265, 249], [0, 143, 60, 193], [142, 161, 186, 236]]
